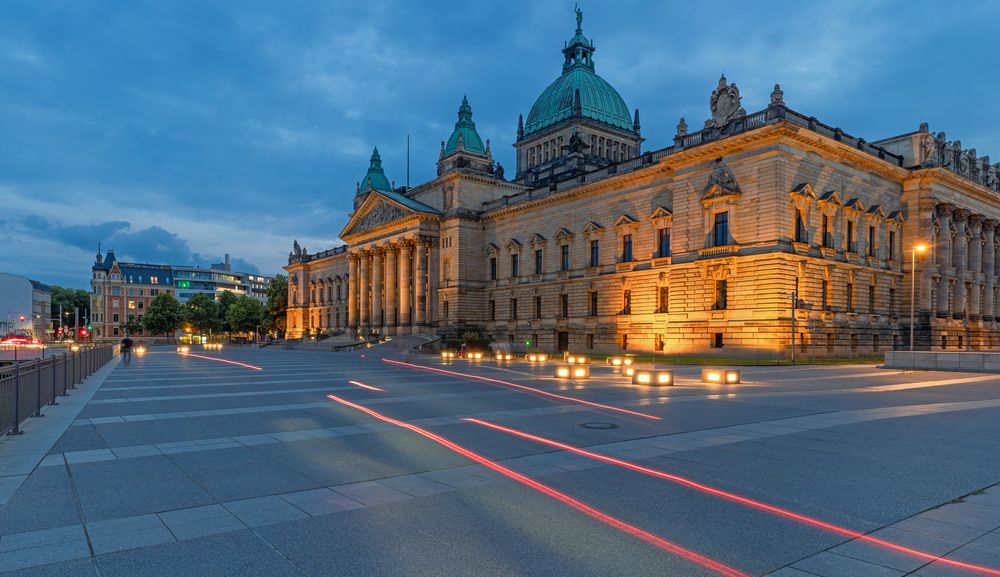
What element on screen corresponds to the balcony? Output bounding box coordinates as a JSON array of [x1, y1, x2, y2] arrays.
[[698, 245, 739, 259]]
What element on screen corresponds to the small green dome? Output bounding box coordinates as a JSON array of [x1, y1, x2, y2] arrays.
[[523, 9, 633, 136], [359, 147, 391, 193], [444, 96, 485, 156]]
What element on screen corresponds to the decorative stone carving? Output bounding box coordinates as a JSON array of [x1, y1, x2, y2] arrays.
[[770, 83, 784, 107], [345, 200, 409, 237], [702, 158, 741, 202], [675, 117, 688, 139], [705, 75, 746, 129]]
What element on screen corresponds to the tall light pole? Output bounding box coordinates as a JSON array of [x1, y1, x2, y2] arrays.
[[910, 243, 928, 351]]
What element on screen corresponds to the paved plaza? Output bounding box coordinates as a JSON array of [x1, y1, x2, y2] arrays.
[[2, 346, 1000, 576]]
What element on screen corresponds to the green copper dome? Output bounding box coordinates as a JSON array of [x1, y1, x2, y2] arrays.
[[523, 8, 633, 136], [359, 147, 391, 193], [444, 96, 486, 156]]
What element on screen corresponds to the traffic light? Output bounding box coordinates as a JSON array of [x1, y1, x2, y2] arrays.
[[86, 323, 92, 331], [78, 328, 89, 338], [18, 315, 25, 322]]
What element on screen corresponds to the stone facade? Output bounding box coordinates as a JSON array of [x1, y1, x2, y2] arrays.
[[285, 13, 1000, 358]]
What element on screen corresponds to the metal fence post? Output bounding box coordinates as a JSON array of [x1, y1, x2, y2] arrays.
[[49, 358, 58, 405], [32, 360, 43, 418], [11, 363, 21, 435], [61, 352, 69, 396]]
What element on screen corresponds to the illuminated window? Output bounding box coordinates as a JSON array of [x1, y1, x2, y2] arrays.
[[128, 300, 136, 310], [150, 276, 158, 284]]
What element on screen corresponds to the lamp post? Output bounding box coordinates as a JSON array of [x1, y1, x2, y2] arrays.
[[910, 243, 928, 351]]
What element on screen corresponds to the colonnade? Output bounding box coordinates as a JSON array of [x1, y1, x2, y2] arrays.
[[347, 236, 438, 335], [922, 203, 999, 321]]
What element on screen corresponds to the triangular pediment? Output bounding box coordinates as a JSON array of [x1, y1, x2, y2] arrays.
[[341, 192, 427, 239], [887, 210, 905, 223], [583, 221, 604, 234], [529, 233, 547, 244], [702, 184, 740, 204], [844, 198, 865, 212], [505, 238, 522, 249], [866, 205, 886, 218], [648, 206, 673, 220], [554, 227, 573, 240], [613, 214, 638, 227], [485, 242, 500, 255], [818, 190, 843, 205], [790, 183, 816, 198]]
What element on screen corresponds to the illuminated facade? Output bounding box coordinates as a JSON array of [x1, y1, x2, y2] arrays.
[[90, 250, 272, 339], [285, 10, 1000, 357]]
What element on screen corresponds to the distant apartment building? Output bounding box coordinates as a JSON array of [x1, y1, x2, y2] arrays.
[[90, 250, 272, 339], [0, 272, 52, 339]]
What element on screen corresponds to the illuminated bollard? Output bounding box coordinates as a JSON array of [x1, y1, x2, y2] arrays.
[[701, 368, 740, 384], [468, 351, 483, 360], [177, 345, 190, 354], [632, 368, 673, 386], [555, 364, 590, 379], [494, 353, 514, 361], [525, 353, 548, 362], [441, 351, 456, 359], [565, 354, 590, 364], [620, 364, 636, 377]]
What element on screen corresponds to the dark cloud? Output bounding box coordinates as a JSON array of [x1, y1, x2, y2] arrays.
[[22, 216, 260, 274]]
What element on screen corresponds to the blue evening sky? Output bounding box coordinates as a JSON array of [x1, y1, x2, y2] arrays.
[[1, 1, 997, 288]]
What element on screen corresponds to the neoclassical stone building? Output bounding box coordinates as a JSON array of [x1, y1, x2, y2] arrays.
[[285, 10, 1000, 357]]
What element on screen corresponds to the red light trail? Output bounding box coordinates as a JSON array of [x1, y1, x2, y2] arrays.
[[348, 380, 385, 392], [382, 359, 660, 421], [462, 418, 1000, 576], [177, 352, 263, 371], [325, 394, 746, 577]]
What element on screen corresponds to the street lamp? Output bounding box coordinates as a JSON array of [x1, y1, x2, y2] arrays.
[[910, 243, 929, 351]]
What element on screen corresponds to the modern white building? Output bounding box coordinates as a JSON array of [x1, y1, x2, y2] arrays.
[[0, 272, 52, 339]]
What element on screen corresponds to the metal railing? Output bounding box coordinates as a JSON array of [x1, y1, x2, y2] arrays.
[[0, 344, 116, 436]]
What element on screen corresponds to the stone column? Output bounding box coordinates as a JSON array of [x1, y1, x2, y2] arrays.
[[936, 204, 953, 317], [385, 245, 397, 335], [953, 210, 969, 318], [428, 238, 439, 326], [984, 221, 997, 320], [414, 238, 427, 330], [968, 215, 983, 319], [399, 241, 412, 329], [347, 257, 358, 328], [371, 249, 383, 331], [359, 251, 370, 328]]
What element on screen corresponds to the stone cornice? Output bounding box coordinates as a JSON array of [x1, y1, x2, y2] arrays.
[[909, 168, 1000, 208]]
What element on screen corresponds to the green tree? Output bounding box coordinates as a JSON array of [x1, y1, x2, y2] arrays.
[[182, 293, 221, 339], [122, 317, 144, 336], [49, 286, 90, 329], [141, 294, 182, 339], [264, 275, 287, 338], [216, 290, 238, 341], [227, 296, 264, 340]]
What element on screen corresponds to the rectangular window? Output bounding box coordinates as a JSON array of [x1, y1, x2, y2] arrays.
[[560, 294, 568, 318], [490, 257, 497, 280], [150, 276, 158, 284], [587, 334, 594, 349], [535, 296, 542, 319], [622, 234, 633, 262], [822, 280, 829, 310], [658, 286, 669, 313], [489, 300, 496, 321], [795, 210, 807, 243], [847, 220, 855, 253], [443, 301, 449, 318], [111, 286, 121, 296], [510, 254, 519, 278], [621, 333, 628, 350], [712, 333, 724, 348], [534, 249, 543, 274], [589, 292, 598, 316], [127, 287, 134, 296], [510, 298, 518, 320], [889, 287, 896, 313], [658, 227, 671, 257], [713, 211, 729, 247], [138, 301, 144, 310], [714, 280, 728, 310], [846, 283, 853, 310], [112, 313, 119, 323], [589, 240, 599, 267], [822, 215, 832, 248], [561, 245, 571, 271], [622, 290, 632, 315], [868, 285, 875, 313], [127, 300, 136, 310], [888, 230, 896, 260], [868, 226, 876, 256]]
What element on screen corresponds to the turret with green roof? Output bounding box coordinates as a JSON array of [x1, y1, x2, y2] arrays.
[[444, 96, 486, 156]]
